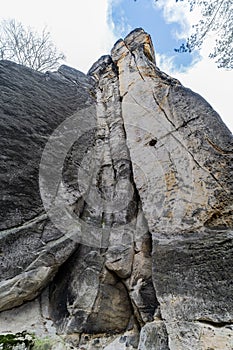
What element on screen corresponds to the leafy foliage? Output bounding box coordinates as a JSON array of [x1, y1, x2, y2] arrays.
[[0, 19, 65, 72], [0, 331, 34, 349], [185, 0, 231, 68], [156, 0, 233, 69], [176, 0, 233, 69]]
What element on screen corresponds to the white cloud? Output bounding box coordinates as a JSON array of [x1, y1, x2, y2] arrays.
[[156, 48, 233, 133], [107, 0, 132, 38], [0, 0, 117, 73], [175, 58, 233, 133], [154, 0, 233, 133], [0, 0, 232, 133], [153, 0, 202, 39]]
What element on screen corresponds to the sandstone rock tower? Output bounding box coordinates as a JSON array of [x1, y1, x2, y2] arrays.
[[0, 28, 232, 349]]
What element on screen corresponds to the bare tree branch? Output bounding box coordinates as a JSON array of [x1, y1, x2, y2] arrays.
[[154, 0, 233, 69], [0, 19, 65, 72]]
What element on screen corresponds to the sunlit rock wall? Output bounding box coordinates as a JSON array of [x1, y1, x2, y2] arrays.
[[0, 28, 232, 350]]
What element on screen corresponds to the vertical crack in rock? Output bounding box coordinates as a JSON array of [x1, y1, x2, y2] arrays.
[[89, 54, 159, 329], [50, 245, 132, 335], [0, 28, 232, 350], [112, 27, 233, 233], [48, 52, 159, 340], [112, 28, 233, 349]]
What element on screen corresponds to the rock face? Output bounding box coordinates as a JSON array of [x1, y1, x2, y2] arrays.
[[0, 62, 95, 312], [0, 28, 232, 350]]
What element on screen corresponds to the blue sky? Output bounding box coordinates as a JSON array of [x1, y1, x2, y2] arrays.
[[110, 0, 197, 71], [0, 0, 232, 132]]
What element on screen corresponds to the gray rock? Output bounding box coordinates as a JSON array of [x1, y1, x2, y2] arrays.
[[112, 27, 233, 349], [0, 28, 232, 350], [49, 246, 132, 334], [138, 321, 169, 350], [0, 60, 94, 310]]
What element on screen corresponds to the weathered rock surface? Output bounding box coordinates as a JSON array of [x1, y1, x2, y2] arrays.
[[110, 28, 233, 350], [0, 61, 95, 311], [0, 28, 232, 349]]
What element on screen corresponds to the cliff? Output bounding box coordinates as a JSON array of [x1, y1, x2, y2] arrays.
[[0, 28, 232, 350]]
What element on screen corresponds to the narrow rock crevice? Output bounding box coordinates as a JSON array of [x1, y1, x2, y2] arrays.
[[196, 319, 233, 328], [0, 212, 47, 238], [124, 42, 145, 82], [0, 28, 232, 350], [152, 91, 176, 129], [206, 136, 233, 154]]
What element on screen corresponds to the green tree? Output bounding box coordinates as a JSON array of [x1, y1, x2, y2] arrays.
[[155, 0, 233, 69], [0, 19, 65, 72]]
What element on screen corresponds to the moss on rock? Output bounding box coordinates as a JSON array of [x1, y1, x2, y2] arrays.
[[0, 331, 34, 349]]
